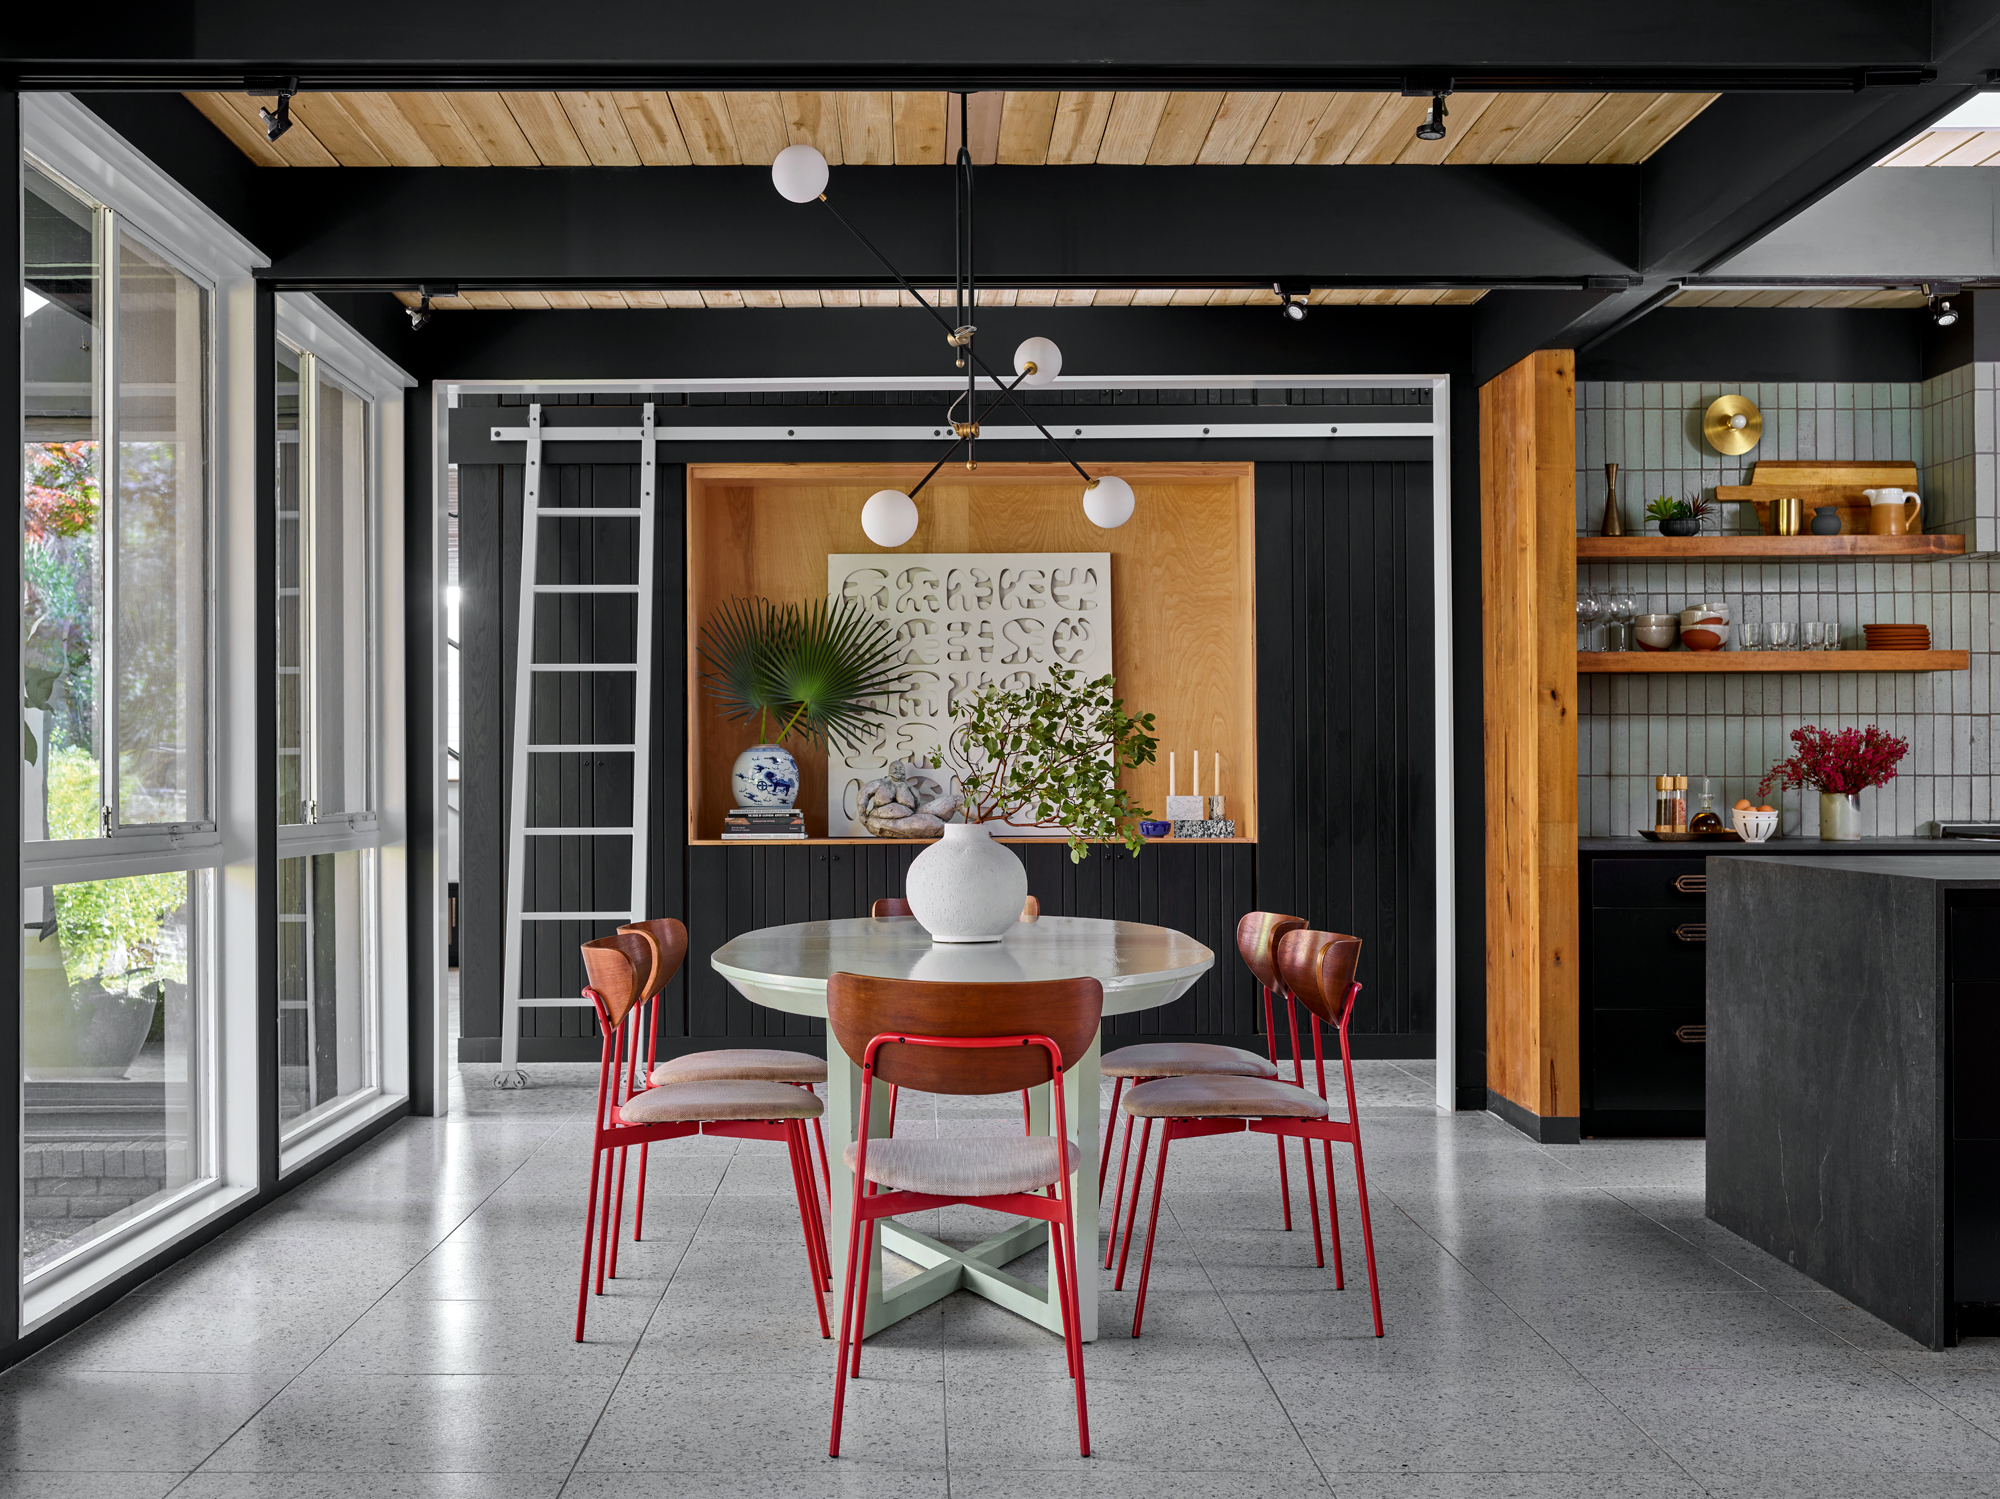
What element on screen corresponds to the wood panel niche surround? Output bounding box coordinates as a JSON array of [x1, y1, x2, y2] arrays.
[[1479, 350, 1581, 1143], [685, 462, 1257, 844]]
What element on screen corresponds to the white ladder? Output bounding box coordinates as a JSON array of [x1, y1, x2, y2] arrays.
[[495, 403, 657, 1086]]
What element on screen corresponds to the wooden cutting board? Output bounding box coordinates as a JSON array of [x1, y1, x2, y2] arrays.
[[1714, 460, 1922, 536]]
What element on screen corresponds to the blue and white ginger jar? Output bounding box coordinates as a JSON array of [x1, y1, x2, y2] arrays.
[[731, 743, 800, 808]]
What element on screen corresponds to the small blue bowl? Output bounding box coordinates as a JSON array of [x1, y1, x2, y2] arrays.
[[1138, 820, 1171, 838]]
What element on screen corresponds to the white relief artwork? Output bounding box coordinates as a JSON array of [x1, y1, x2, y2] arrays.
[[827, 552, 1113, 835]]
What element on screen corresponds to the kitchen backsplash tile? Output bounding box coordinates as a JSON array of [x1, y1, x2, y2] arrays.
[[1576, 375, 1997, 839]]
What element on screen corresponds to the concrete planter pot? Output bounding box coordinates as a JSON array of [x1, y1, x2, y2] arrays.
[[23, 931, 160, 1081]]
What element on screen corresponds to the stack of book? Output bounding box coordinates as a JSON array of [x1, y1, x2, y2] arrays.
[[722, 806, 807, 839]]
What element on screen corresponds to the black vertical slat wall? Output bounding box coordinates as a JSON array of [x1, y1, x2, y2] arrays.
[[460, 432, 1434, 1062]]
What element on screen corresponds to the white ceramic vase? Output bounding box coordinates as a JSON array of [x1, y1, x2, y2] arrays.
[[904, 823, 1029, 943], [730, 743, 800, 808]]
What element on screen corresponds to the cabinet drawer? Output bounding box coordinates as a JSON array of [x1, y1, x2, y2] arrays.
[[1590, 907, 1709, 1007], [1592, 858, 1709, 908], [1591, 1007, 1707, 1112]]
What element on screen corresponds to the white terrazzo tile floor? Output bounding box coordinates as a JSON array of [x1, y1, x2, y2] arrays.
[[7, 1053, 2000, 1498]]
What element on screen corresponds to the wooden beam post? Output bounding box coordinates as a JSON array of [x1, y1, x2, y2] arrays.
[[1478, 349, 1579, 1142]]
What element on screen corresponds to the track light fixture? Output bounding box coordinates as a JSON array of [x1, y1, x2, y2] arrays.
[[1273, 283, 1309, 321], [408, 295, 431, 331], [1415, 92, 1449, 142], [246, 76, 299, 143], [771, 92, 1136, 539], [1927, 281, 1963, 327]]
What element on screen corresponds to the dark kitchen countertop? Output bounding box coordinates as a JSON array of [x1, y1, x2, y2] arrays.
[[1580, 836, 2000, 856]]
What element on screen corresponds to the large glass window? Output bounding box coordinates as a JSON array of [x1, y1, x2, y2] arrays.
[[275, 336, 378, 1132], [22, 165, 209, 843], [23, 871, 205, 1276]]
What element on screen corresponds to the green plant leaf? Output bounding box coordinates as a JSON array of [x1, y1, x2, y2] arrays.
[[698, 595, 908, 752]]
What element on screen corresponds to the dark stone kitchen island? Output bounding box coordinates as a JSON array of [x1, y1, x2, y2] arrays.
[[1708, 855, 2000, 1349]]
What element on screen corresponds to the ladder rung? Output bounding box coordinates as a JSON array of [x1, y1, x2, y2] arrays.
[[535, 507, 643, 517], [527, 743, 636, 752], [532, 584, 640, 593], [529, 662, 638, 672], [526, 827, 635, 836]]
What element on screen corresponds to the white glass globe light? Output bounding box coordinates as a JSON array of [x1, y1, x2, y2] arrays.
[[861, 488, 920, 547], [1014, 336, 1062, 386], [1082, 474, 1135, 529], [772, 144, 829, 203]]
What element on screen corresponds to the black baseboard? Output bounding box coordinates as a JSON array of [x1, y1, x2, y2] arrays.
[[1455, 1083, 1489, 1111], [1583, 1108, 1706, 1139], [1487, 1087, 1581, 1144], [456, 1031, 1441, 1065]]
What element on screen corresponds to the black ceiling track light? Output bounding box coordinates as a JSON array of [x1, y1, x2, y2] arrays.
[[407, 283, 457, 331], [769, 91, 1134, 543], [1415, 92, 1450, 142], [245, 76, 298, 142], [1928, 282, 1963, 327], [1274, 284, 1309, 321]]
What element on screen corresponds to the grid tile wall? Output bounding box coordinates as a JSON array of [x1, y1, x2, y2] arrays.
[[1576, 378, 1997, 839]]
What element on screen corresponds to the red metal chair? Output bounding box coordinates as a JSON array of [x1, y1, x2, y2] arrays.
[[824, 970, 1096, 1458], [619, 918, 834, 1222], [1119, 928, 1383, 1339], [575, 931, 831, 1343], [1102, 912, 1321, 1274]]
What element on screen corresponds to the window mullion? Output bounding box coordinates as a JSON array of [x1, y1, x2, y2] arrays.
[[301, 351, 320, 826], [97, 203, 118, 836]]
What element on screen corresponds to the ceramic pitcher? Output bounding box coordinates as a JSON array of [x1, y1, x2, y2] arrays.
[[1862, 487, 1921, 536]]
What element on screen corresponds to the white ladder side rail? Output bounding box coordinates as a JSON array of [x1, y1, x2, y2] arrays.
[[495, 404, 656, 1084]]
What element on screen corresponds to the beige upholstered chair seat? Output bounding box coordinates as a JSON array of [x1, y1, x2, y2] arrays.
[[1101, 1041, 1280, 1080], [650, 1048, 829, 1086], [1122, 1074, 1330, 1120], [841, 1136, 1079, 1197], [619, 1079, 824, 1124]]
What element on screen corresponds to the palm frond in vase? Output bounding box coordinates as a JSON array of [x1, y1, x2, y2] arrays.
[[697, 596, 793, 745], [698, 595, 908, 749]]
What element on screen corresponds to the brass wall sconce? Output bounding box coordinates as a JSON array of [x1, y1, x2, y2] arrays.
[[1704, 394, 1763, 455]]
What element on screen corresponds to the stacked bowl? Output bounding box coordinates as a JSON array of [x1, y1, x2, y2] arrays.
[[1678, 601, 1730, 652], [1863, 624, 1931, 652]]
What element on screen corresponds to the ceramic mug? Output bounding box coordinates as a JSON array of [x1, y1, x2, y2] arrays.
[[1863, 487, 1921, 536]]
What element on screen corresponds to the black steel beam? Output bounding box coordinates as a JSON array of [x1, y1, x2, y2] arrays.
[[2, 89, 24, 1355], [7, 0, 1940, 89], [242, 165, 1641, 288]]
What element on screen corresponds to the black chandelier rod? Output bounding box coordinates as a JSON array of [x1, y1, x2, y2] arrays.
[[908, 370, 1035, 500]]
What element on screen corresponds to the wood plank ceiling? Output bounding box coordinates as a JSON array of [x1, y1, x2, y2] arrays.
[[1880, 129, 2000, 166], [392, 286, 1491, 312], [187, 88, 1715, 169], [1667, 288, 1924, 308]]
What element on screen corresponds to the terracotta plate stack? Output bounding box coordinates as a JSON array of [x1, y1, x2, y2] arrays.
[[1863, 624, 1932, 652]]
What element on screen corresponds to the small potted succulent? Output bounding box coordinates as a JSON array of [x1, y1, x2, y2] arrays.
[[1645, 494, 1712, 537], [1758, 723, 1910, 842]]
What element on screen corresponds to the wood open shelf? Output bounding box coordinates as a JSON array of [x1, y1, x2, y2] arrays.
[[1577, 535, 1965, 562], [1580, 650, 1969, 673]]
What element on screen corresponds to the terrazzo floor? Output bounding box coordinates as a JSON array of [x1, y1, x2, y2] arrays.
[[6, 1056, 2000, 1498]]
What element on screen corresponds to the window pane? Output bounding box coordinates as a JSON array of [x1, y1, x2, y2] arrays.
[[277, 344, 304, 825], [310, 375, 370, 816], [277, 852, 372, 1127], [22, 166, 104, 843], [113, 233, 208, 827], [23, 869, 202, 1276]]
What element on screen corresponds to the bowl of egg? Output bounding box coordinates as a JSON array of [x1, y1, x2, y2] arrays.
[[1732, 799, 1779, 842]]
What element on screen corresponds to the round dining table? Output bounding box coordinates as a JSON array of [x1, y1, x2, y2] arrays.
[[711, 914, 1214, 1343]]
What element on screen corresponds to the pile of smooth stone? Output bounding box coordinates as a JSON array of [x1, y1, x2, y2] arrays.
[[858, 760, 961, 838]]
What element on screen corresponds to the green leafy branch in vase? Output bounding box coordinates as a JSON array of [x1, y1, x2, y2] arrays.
[[927, 663, 1158, 862]]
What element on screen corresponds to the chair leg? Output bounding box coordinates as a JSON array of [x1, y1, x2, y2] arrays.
[[1114, 1116, 1153, 1289], [829, 1168, 871, 1457], [574, 1139, 605, 1342], [1301, 1126, 1325, 1270], [593, 1135, 619, 1295], [1350, 1131, 1385, 1337], [1103, 1108, 1138, 1269], [1049, 1215, 1077, 1381], [608, 1144, 630, 1278], [1056, 1202, 1091, 1456], [633, 1143, 651, 1241], [1274, 1134, 1293, 1231], [1131, 1128, 1174, 1338], [785, 1122, 832, 1338], [1098, 1077, 1125, 1203], [1322, 1138, 1346, 1288], [811, 1112, 832, 1196], [850, 1212, 877, 1378]]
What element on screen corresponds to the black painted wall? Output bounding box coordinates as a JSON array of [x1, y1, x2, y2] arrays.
[[457, 415, 1438, 1063]]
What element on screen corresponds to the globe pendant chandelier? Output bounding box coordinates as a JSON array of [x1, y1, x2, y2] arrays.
[[771, 93, 1135, 546]]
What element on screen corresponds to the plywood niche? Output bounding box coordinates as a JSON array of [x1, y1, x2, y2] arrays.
[[686, 462, 1258, 843]]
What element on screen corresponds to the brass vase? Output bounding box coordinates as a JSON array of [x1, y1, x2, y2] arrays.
[[1601, 462, 1626, 537]]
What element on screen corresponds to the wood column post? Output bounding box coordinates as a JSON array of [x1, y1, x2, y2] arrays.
[[1478, 350, 1579, 1142]]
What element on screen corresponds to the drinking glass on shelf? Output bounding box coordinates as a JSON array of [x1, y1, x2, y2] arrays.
[[1803, 622, 1829, 650], [1767, 621, 1797, 652], [1576, 591, 1603, 651], [1607, 591, 1638, 651], [1738, 622, 1766, 651], [1819, 623, 1843, 651]]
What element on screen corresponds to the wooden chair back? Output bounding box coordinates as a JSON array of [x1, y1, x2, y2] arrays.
[[1275, 928, 1363, 1027], [580, 930, 658, 1030], [1020, 894, 1041, 922], [871, 897, 913, 917], [616, 917, 688, 1000], [1235, 911, 1306, 991], [825, 973, 1103, 1095]]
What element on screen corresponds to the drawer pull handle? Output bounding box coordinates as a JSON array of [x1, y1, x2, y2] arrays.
[[1674, 875, 1707, 895], [1675, 1024, 1707, 1044], [1674, 923, 1707, 943]]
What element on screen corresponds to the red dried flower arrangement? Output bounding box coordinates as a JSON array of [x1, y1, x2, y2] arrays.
[[1757, 723, 1910, 799]]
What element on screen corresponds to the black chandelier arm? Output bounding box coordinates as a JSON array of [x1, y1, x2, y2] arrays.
[[911, 372, 1032, 499], [963, 352, 1095, 486], [817, 199, 960, 340]]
